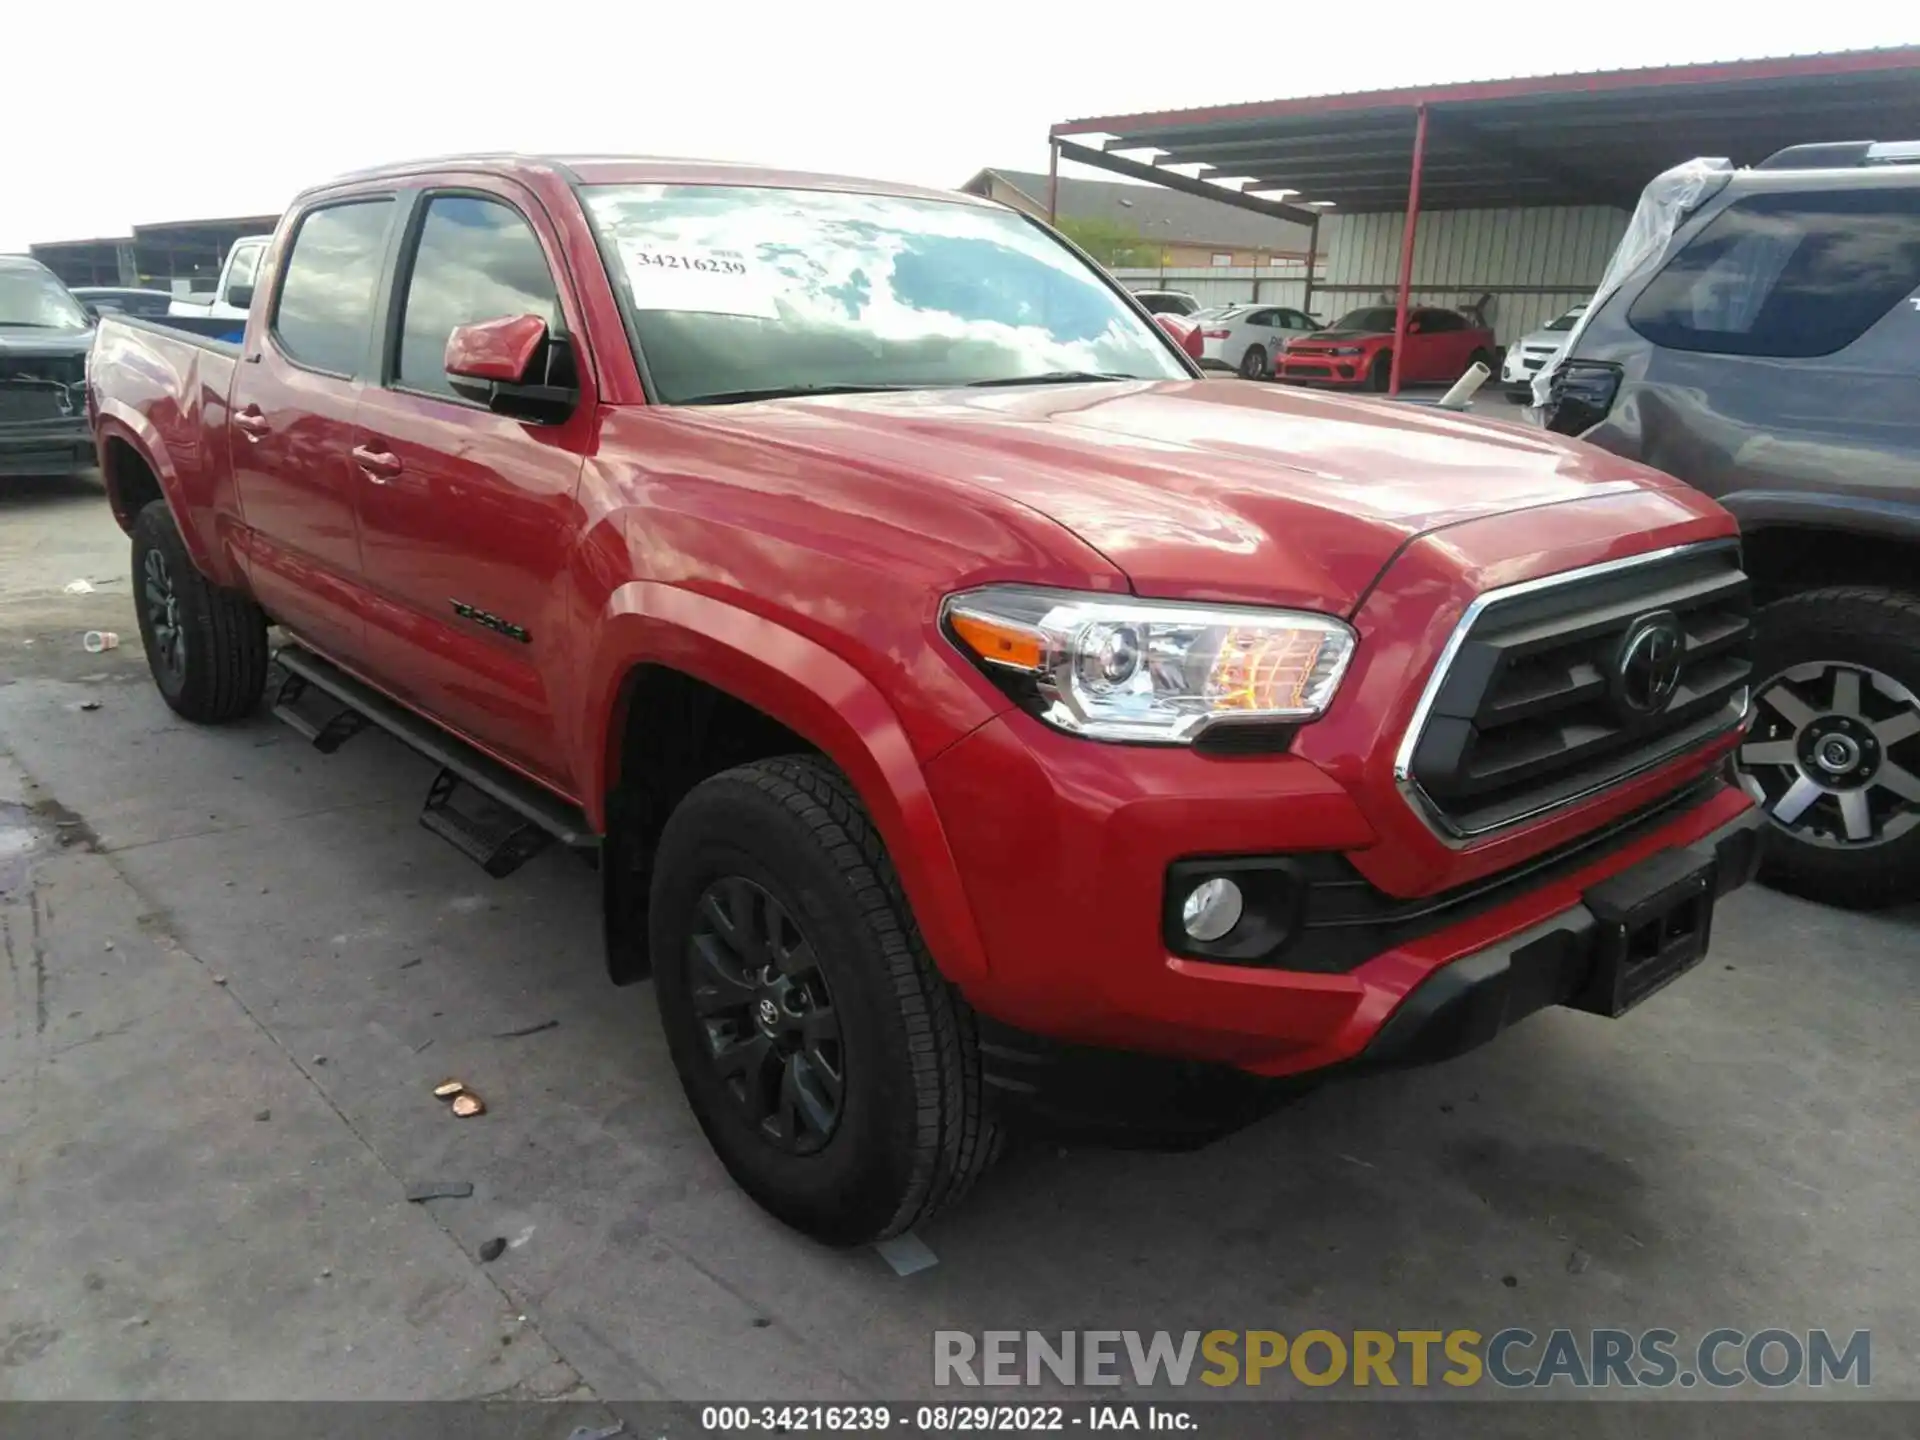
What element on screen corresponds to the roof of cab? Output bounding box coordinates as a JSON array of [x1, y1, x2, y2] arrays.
[[305, 153, 995, 210]]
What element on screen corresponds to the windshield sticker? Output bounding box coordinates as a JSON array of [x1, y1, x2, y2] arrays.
[[614, 242, 779, 319]]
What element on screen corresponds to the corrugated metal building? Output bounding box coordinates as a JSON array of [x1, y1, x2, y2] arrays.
[[1050, 48, 1920, 380]]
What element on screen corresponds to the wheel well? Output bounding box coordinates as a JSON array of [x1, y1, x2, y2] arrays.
[[1742, 525, 1920, 606], [101, 437, 162, 532], [602, 665, 817, 983]]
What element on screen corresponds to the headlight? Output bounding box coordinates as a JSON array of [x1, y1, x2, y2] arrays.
[[944, 587, 1356, 743]]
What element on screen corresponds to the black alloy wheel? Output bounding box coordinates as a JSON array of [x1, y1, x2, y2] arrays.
[[686, 875, 844, 1154], [142, 546, 186, 684]]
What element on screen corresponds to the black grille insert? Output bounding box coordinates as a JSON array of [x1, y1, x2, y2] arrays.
[[1404, 543, 1751, 836]]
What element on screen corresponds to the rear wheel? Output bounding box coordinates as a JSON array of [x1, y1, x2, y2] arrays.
[[130, 500, 269, 723], [1239, 345, 1269, 380], [1367, 354, 1393, 392], [648, 755, 999, 1243], [1467, 347, 1493, 375], [1736, 587, 1920, 909]]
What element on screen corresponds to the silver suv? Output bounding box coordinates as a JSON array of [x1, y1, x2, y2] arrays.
[[1546, 140, 1920, 909]]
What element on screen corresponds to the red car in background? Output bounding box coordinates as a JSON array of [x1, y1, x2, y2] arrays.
[[1277, 305, 1495, 391]]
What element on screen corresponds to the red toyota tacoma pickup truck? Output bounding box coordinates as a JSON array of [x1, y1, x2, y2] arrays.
[[88, 154, 1762, 1245]]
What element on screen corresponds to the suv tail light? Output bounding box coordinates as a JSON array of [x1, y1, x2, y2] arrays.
[[1544, 360, 1623, 436]]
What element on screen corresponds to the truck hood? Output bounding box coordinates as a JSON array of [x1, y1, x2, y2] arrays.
[[686, 379, 1691, 613], [0, 328, 94, 360]]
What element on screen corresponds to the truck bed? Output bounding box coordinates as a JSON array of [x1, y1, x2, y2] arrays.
[[106, 312, 249, 352]]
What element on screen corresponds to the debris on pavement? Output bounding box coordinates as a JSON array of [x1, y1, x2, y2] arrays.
[[568, 1423, 625, 1440], [63, 578, 96, 594], [478, 1237, 507, 1262], [79, 700, 101, 711], [433, 1079, 467, 1099], [451, 1092, 487, 1118], [492, 1019, 558, 1039], [874, 1231, 939, 1277], [81, 630, 119, 653], [254, 1109, 271, 1122], [1567, 1248, 1593, 1275], [405, 1180, 474, 1202]]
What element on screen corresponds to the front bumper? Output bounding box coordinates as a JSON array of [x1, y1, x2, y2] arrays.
[[0, 418, 93, 477], [923, 707, 1758, 1078], [1277, 354, 1367, 386]]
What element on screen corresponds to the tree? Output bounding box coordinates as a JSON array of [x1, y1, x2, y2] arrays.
[[1055, 216, 1157, 267]]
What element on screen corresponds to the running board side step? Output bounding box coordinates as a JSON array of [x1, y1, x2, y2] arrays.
[[271, 644, 598, 877]]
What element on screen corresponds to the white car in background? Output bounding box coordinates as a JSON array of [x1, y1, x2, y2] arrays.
[[1195, 304, 1322, 378], [169, 235, 272, 326], [1130, 288, 1202, 317], [1501, 302, 1588, 400]]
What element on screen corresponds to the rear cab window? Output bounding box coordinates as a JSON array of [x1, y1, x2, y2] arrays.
[[393, 194, 561, 399], [272, 200, 395, 375], [1628, 188, 1920, 358]]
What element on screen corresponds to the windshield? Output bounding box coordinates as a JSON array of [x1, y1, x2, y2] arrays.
[[1545, 307, 1586, 332], [1328, 307, 1399, 333], [583, 184, 1190, 402], [0, 268, 91, 330]]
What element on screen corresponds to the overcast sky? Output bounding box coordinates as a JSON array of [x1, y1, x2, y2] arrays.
[[3, 4, 1914, 253]]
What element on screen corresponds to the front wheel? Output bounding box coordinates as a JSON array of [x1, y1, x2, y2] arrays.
[[1467, 348, 1493, 376], [648, 755, 999, 1244], [130, 500, 269, 723], [1367, 354, 1393, 392], [1736, 587, 1920, 909], [1239, 345, 1269, 380]]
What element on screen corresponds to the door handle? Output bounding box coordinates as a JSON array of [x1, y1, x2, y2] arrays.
[[351, 444, 403, 482], [233, 407, 269, 440]]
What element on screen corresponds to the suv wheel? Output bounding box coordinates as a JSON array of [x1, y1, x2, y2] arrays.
[[131, 500, 270, 723], [648, 755, 999, 1243], [1736, 587, 1920, 909]]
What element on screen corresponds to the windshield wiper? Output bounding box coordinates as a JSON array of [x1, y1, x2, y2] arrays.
[[676, 382, 915, 406], [965, 371, 1147, 387]]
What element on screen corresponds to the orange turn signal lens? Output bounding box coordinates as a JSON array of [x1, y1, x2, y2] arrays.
[[949, 608, 1046, 672]]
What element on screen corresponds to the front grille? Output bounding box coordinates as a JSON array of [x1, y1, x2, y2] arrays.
[[1284, 362, 1333, 378], [1399, 542, 1751, 837], [2, 355, 86, 426]]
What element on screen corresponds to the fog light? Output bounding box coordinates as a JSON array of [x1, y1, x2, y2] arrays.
[[1181, 877, 1243, 942]]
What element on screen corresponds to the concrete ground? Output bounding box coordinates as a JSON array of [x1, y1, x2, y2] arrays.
[[1, 467, 1915, 1408]]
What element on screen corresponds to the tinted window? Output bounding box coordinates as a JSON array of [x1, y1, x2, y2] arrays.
[[273, 201, 393, 374], [1420, 309, 1466, 332], [1628, 189, 1920, 358], [397, 195, 559, 396], [583, 185, 1189, 402], [1247, 310, 1278, 326], [228, 243, 264, 291], [1331, 307, 1398, 332]]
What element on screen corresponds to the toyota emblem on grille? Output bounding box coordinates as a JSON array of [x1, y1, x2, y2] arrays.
[[1612, 610, 1685, 718]]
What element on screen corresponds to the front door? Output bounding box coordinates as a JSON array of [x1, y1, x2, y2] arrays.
[[352, 183, 594, 794], [230, 196, 397, 663]]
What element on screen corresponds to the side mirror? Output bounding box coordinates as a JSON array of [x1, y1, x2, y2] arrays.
[[225, 283, 254, 311], [1153, 312, 1204, 361], [446, 314, 578, 423]]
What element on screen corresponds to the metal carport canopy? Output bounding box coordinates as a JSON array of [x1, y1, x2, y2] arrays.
[[1047, 47, 1920, 392]]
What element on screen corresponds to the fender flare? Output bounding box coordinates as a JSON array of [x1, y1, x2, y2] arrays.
[[580, 582, 993, 989], [93, 404, 233, 583], [1719, 489, 1920, 547]]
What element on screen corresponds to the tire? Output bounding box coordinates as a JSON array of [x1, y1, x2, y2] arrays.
[[1467, 348, 1493, 375], [1239, 345, 1268, 380], [130, 500, 270, 723], [1736, 586, 1920, 909], [1503, 386, 1532, 404], [648, 755, 999, 1244], [1367, 354, 1393, 392]]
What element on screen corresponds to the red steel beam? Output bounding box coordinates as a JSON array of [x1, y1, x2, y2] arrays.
[[1389, 104, 1429, 398]]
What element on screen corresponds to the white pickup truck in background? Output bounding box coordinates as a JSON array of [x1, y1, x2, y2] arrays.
[[167, 235, 270, 326]]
